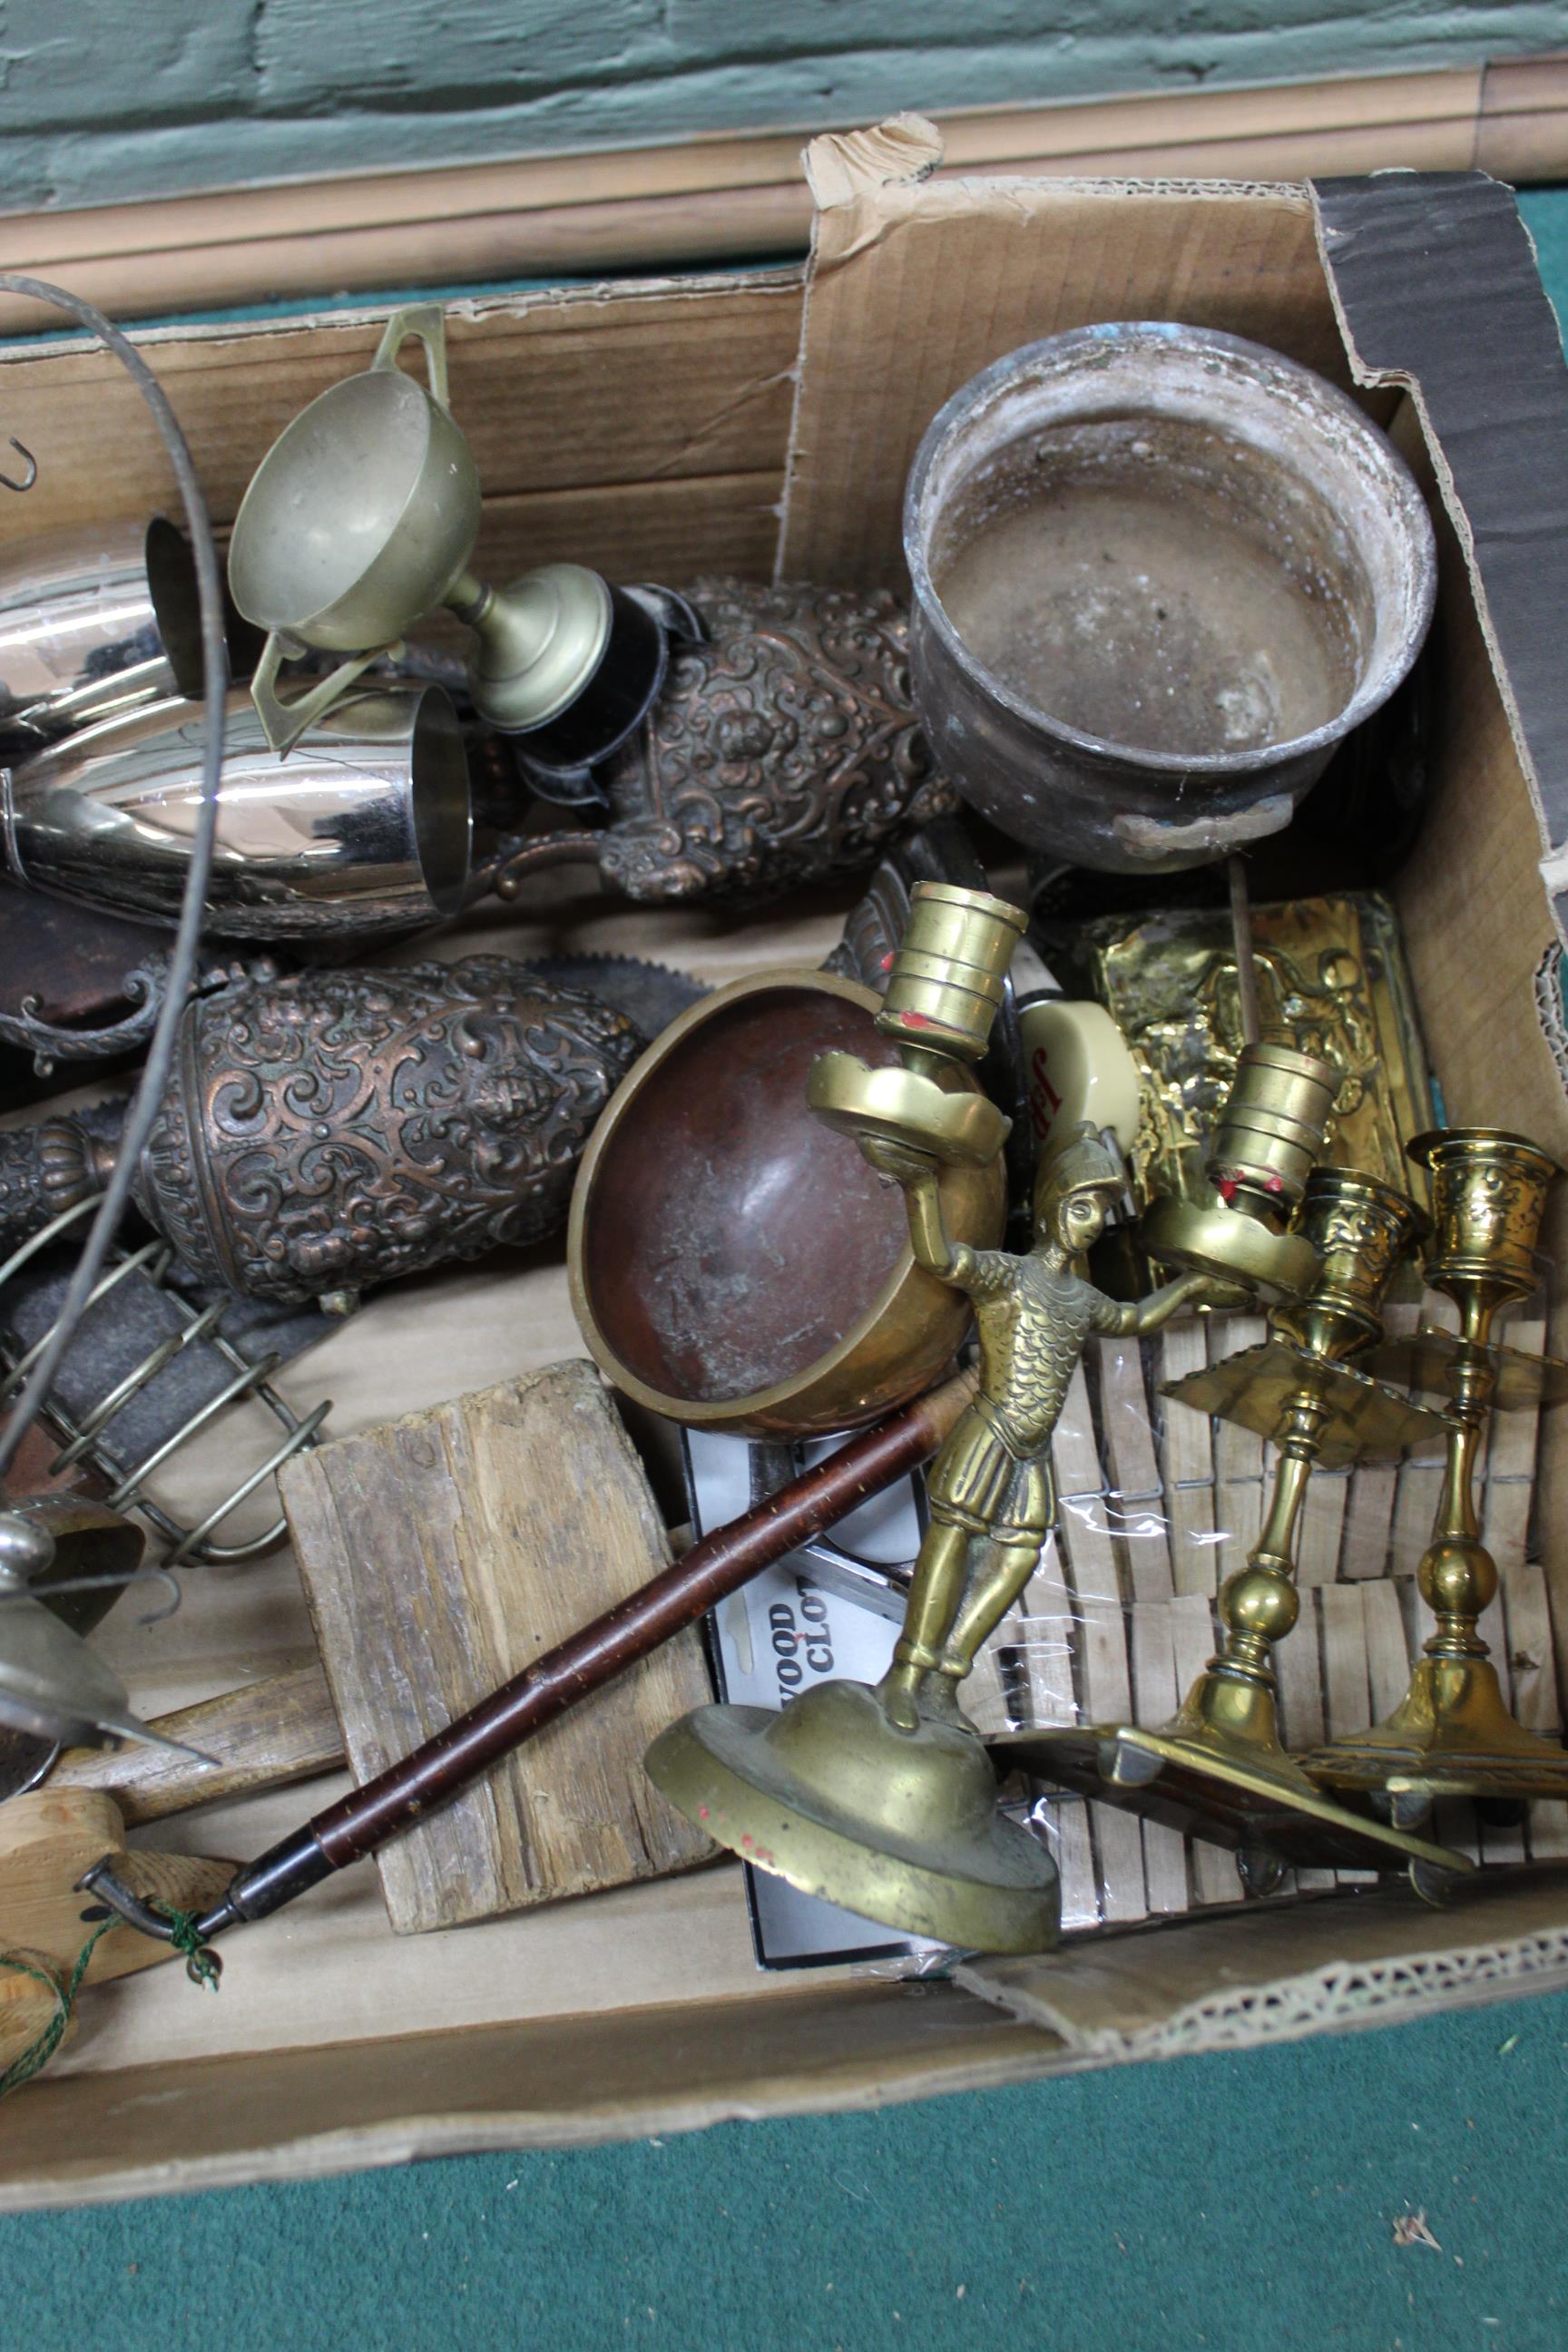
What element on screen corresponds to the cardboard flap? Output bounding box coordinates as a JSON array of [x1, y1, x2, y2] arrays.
[[1313, 172, 1568, 958], [780, 146, 1340, 586], [958, 1867, 1568, 2058]]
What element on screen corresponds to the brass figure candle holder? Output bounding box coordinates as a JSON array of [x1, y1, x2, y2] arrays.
[[999, 1167, 1471, 1896], [646, 884, 1229, 1955], [1139, 1039, 1337, 1301], [1301, 1127, 1568, 1823]]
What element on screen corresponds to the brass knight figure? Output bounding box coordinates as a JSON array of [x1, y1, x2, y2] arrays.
[[867, 1122, 1228, 1730]]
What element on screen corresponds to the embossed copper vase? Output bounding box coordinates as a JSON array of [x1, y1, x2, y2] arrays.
[[491, 578, 956, 906], [0, 957, 642, 1308]]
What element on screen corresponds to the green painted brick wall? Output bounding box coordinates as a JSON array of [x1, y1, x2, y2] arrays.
[[1, 1, 1564, 209]]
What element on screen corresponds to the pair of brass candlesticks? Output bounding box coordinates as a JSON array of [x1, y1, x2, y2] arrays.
[[1094, 1122, 1567, 1884], [1300, 1128, 1568, 1821], [647, 885, 1564, 1951]]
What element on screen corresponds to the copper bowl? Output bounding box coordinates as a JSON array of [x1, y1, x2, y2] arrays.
[[567, 969, 1006, 1436]]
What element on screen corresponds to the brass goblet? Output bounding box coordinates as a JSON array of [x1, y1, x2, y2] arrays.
[[997, 1168, 1471, 1896], [1302, 1128, 1568, 1822]]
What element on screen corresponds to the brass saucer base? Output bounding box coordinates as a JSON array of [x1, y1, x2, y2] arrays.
[[1301, 1656, 1568, 1816], [996, 1672, 1474, 1897], [1140, 1194, 1319, 1302], [1366, 1326, 1568, 1412], [1161, 1339, 1448, 1469], [645, 1679, 1060, 1955]]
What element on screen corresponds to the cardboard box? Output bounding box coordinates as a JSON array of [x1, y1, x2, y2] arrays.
[[4, 127, 1568, 2208]]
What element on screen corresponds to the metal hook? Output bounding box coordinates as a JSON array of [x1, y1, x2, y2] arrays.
[[132, 1565, 183, 1625], [0, 438, 36, 492]]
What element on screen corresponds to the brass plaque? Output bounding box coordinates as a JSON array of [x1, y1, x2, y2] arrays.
[[1070, 893, 1434, 1214]]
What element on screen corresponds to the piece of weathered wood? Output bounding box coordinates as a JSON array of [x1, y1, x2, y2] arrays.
[[0, 1790, 235, 1991], [1168, 1592, 1240, 1907], [279, 1362, 714, 1936], [1014, 1541, 1100, 1929], [1052, 1366, 1147, 1922], [1297, 1466, 1350, 1587], [1096, 1335, 1172, 1606], [1274, 1587, 1337, 1893], [1507, 1562, 1568, 1861], [1340, 1459, 1399, 1579], [1210, 1312, 1267, 1592], [49, 1661, 342, 1825]]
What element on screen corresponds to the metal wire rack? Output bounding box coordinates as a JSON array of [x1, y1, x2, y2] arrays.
[[0, 1192, 328, 1567]]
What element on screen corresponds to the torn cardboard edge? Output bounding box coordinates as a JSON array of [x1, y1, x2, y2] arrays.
[[0, 260, 808, 364], [956, 1865, 1568, 2058], [780, 127, 1568, 1114]]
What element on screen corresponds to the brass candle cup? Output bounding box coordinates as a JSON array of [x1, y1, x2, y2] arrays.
[[1302, 1126, 1568, 1818], [1412, 1126, 1563, 1339], [809, 881, 1024, 1169], [1140, 1039, 1338, 1299], [1273, 1164, 1429, 1363]]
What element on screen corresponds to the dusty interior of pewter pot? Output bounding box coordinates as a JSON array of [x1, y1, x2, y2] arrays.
[[930, 412, 1375, 759], [582, 985, 908, 1405]]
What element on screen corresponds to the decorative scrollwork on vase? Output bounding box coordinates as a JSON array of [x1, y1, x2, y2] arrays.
[[134, 956, 642, 1304]]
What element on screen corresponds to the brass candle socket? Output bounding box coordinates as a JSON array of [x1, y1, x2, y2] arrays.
[[808, 881, 1024, 1168], [1140, 1040, 1337, 1300], [1301, 1128, 1568, 1822], [997, 1169, 1469, 1895]]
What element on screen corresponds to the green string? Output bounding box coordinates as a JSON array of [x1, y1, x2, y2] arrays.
[[0, 1902, 221, 2099], [0, 1925, 113, 2098], [156, 1906, 223, 1992]]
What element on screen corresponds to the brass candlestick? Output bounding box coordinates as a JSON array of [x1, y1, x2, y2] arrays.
[[998, 1168, 1470, 1896], [1301, 1127, 1568, 1823], [647, 884, 1232, 1954]]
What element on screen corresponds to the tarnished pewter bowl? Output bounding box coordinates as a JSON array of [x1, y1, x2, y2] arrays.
[[568, 969, 1006, 1437], [905, 323, 1437, 875]]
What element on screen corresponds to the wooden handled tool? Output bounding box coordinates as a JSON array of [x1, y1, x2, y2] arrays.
[[81, 1367, 976, 1952], [47, 1661, 342, 1824], [0, 1789, 236, 2073]]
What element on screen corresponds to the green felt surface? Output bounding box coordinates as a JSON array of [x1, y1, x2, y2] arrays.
[[6, 180, 1568, 2352], [6, 1989, 1568, 2350]]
